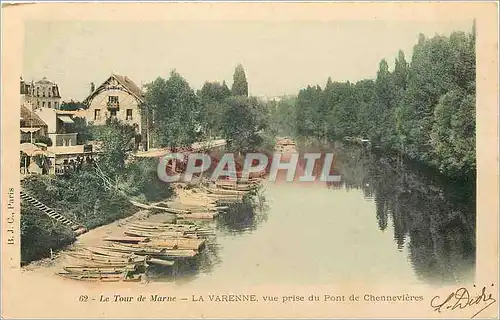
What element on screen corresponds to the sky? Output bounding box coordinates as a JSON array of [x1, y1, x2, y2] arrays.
[[23, 20, 473, 101]]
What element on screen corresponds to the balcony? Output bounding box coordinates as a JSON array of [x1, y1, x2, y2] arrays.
[[107, 101, 120, 110], [48, 133, 78, 147]]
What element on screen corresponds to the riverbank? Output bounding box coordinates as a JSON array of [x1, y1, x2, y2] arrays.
[[22, 209, 176, 276], [22, 179, 262, 282]]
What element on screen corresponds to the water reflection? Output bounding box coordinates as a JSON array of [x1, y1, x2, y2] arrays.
[[149, 142, 475, 286], [216, 197, 269, 234], [149, 197, 269, 284], [331, 144, 476, 284]]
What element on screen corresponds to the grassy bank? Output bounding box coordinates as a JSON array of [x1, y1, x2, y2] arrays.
[[21, 158, 173, 264]]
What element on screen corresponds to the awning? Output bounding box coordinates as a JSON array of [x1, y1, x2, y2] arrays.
[[20, 143, 46, 156], [20, 127, 41, 133], [57, 115, 74, 124]]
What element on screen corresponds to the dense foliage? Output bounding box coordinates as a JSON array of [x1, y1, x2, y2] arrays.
[[231, 64, 249, 97], [143, 71, 202, 149], [289, 27, 476, 177], [145, 65, 273, 154], [21, 120, 173, 263], [34, 135, 53, 147], [59, 100, 85, 111]]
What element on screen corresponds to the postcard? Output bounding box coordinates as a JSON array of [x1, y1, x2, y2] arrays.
[[1, 2, 499, 319]]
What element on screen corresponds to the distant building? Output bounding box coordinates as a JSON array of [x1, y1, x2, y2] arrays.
[[20, 77, 62, 109]]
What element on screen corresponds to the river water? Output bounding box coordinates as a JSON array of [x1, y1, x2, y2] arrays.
[[150, 143, 476, 287]]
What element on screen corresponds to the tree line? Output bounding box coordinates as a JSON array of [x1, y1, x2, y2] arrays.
[[280, 24, 476, 178], [143, 63, 273, 154]]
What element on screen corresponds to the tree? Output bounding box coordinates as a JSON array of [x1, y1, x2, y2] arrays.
[[285, 22, 476, 177], [91, 119, 135, 178], [431, 90, 475, 176], [198, 81, 231, 104], [73, 117, 93, 145], [144, 71, 202, 149], [221, 96, 267, 153], [34, 135, 53, 147], [60, 100, 85, 111], [231, 64, 249, 97], [197, 81, 232, 138]]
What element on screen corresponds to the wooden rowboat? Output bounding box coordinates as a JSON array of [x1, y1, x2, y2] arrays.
[[177, 212, 219, 220], [66, 252, 146, 264], [56, 272, 143, 282], [63, 265, 136, 274], [83, 247, 144, 258], [148, 258, 175, 266], [129, 222, 209, 231], [103, 237, 205, 250], [98, 244, 197, 258], [124, 230, 199, 239]]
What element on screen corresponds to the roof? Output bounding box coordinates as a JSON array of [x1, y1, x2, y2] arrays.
[[35, 77, 55, 85], [20, 143, 46, 156], [20, 105, 47, 127], [58, 109, 87, 117], [84, 74, 145, 106], [112, 74, 144, 101]]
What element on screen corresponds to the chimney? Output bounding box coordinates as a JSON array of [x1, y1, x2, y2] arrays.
[[90, 82, 95, 94]]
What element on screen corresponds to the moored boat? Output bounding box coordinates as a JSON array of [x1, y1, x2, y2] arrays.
[[56, 272, 143, 282]]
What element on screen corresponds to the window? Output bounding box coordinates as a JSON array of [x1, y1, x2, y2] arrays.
[[42, 101, 46, 108], [37, 101, 40, 108], [36, 88, 39, 97], [110, 109, 117, 117], [108, 96, 119, 104], [42, 90, 46, 97], [48, 102, 51, 108], [94, 109, 101, 120], [54, 102, 58, 109], [126, 109, 133, 120]]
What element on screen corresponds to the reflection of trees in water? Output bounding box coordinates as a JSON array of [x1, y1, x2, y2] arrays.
[[216, 198, 269, 234], [332, 145, 476, 284], [148, 195, 269, 283]]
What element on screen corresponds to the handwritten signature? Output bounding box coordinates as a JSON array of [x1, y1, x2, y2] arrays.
[[430, 284, 497, 318]]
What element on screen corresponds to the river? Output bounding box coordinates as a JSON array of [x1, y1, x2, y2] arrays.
[[149, 143, 476, 288]]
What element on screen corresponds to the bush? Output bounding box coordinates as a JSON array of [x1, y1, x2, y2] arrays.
[[34, 135, 53, 147], [21, 209, 75, 264], [20, 157, 175, 263]]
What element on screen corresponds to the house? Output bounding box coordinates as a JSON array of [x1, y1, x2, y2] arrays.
[[35, 108, 80, 147], [83, 74, 145, 140], [20, 104, 48, 143], [20, 77, 62, 109]]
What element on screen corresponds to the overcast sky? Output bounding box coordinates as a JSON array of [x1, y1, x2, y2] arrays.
[[23, 20, 473, 101]]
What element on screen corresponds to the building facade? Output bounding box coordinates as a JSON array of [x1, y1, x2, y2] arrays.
[[83, 74, 145, 136], [21, 77, 62, 109], [35, 108, 79, 147]]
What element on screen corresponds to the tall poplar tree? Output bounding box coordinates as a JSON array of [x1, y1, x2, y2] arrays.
[[231, 64, 249, 97]]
